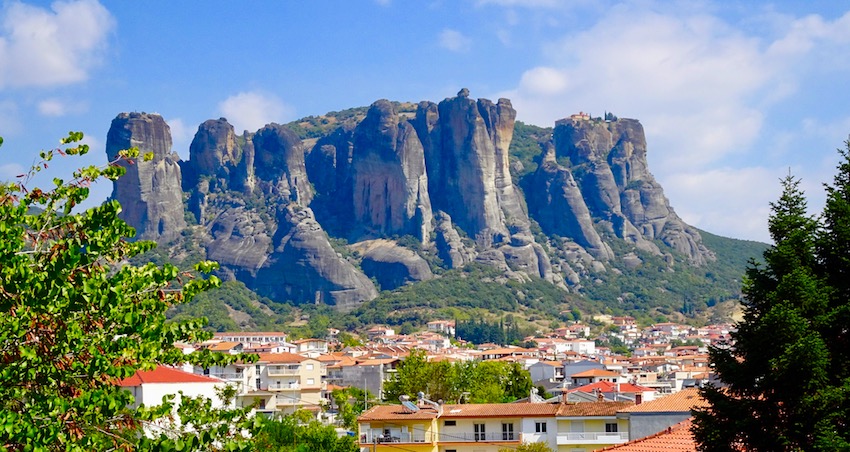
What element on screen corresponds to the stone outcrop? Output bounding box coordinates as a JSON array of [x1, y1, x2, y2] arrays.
[[106, 112, 186, 242], [350, 239, 434, 290], [553, 117, 714, 265], [349, 100, 432, 241], [107, 92, 721, 310], [412, 90, 552, 281], [253, 205, 378, 310], [252, 124, 314, 205], [526, 146, 614, 260], [433, 212, 476, 269]]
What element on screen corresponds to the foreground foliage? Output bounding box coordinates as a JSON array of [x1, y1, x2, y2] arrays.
[[253, 415, 357, 452], [693, 142, 850, 450], [0, 134, 259, 451]]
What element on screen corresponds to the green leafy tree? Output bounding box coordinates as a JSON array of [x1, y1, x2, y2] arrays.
[[384, 350, 532, 404], [0, 134, 259, 451], [694, 147, 850, 450], [331, 387, 375, 430], [500, 442, 553, 452], [253, 415, 357, 452]]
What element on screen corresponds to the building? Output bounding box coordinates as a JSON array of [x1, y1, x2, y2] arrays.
[[357, 400, 634, 452], [617, 388, 706, 440], [242, 352, 327, 415]]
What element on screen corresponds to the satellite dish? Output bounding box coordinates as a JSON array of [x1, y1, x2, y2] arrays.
[[402, 400, 420, 412]]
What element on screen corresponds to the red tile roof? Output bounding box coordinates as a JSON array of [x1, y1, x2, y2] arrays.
[[570, 381, 654, 394], [619, 388, 708, 413], [571, 368, 621, 377], [598, 418, 696, 452], [118, 366, 221, 386]]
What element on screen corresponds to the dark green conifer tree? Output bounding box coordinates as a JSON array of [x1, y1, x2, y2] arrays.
[[693, 142, 850, 450]]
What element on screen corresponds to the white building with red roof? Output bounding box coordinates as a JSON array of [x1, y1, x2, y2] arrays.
[[119, 365, 228, 410]]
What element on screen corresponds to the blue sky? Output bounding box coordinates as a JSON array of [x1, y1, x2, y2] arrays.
[[2, 0, 850, 243]]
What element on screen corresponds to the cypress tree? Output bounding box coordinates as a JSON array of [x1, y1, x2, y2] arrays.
[[693, 144, 850, 450]]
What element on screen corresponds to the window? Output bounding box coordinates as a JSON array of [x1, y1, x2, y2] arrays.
[[474, 423, 486, 441], [256, 364, 261, 373], [502, 423, 514, 440], [307, 378, 315, 385], [306, 363, 314, 370], [255, 378, 261, 390], [535, 422, 547, 433], [444, 420, 456, 426], [605, 422, 618, 433]]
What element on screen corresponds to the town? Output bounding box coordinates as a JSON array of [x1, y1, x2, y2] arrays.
[[125, 317, 729, 451]]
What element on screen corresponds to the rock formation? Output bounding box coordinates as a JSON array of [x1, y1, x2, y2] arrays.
[[107, 91, 720, 310], [552, 117, 714, 265], [351, 239, 434, 290], [349, 100, 432, 241], [106, 112, 186, 242], [253, 205, 378, 310]]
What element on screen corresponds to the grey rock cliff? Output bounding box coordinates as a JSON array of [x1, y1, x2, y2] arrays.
[[351, 239, 434, 291], [252, 124, 314, 205], [106, 112, 186, 242], [350, 100, 433, 242], [253, 205, 378, 310], [526, 146, 613, 261], [553, 117, 714, 265]]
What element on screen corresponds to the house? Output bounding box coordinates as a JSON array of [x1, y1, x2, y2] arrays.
[[617, 387, 706, 440], [599, 418, 696, 451], [529, 360, 565, 384], [120, 365, 229, 409], [357, 400, 634, 451], [292, 338, 329, 358], [213, 332, 288, 347], [239, 352, 327, 416], [426, 320, 456, 336], [570, 368, 622, 387], [568, 381, 657, 404], [119, 366, 232, 436]]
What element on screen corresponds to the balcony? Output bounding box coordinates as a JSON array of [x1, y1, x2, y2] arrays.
[[360, 431, 432, 444], [269, 383, 300, 391], [267, 366, 300, 376], [203, 372, 244, 381], [437, 432, 521, 443], [556, 432, 629, 445]]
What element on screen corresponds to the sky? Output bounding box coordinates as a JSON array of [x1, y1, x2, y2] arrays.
[[2, 0, 850, 243]]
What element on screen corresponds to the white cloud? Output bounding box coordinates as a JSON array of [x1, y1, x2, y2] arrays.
[[166, 118, 191, 160], [37, 99, 66, 116], [666, 166, 782, 243], [0, 100, 21, 135], [217, 91, 293, 134], [0, 0, 115, 88], [494, 4, 850, 240], [518, 66, 569, 95], [438, 29, 472, 53], [0, 162, 25, 182]]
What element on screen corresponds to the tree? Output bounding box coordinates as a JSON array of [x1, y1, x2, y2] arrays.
[[0, 134, 259, 450], [253, 415, 357, 452], [693, 146, 850, 450], [500, 442, 553, 452], [331, 387, 375, 430]]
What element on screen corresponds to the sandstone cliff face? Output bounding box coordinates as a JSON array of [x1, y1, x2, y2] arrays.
[[526, 146, 613, 261], [252, 124, 314, 205], [109, 93, 719, 310], [106, 112, 186, 242], [350, 239, 434, 290], [349, 100, 433, 241], [253, 205, 378, 310], [552, 117, 714, 265]]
